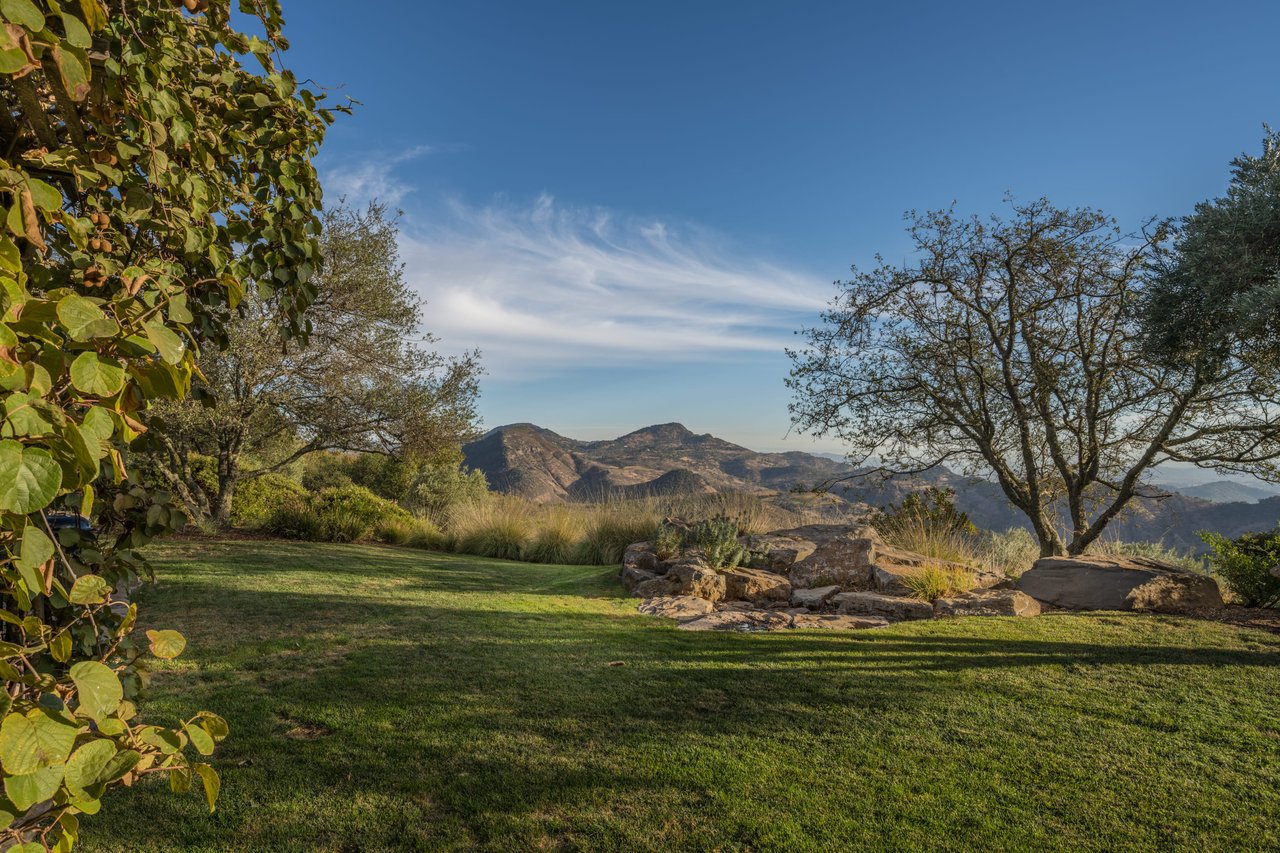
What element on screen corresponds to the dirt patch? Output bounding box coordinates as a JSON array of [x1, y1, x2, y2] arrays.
[[1187, 605, 1280, 633], [277, 712, 334, 740]]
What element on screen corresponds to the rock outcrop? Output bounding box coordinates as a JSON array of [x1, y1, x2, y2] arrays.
[[623, 522, 1226, 631], [1017, 556, 1223, 612]]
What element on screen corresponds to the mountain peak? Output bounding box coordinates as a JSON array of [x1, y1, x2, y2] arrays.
[[618, 423, 696, 442]]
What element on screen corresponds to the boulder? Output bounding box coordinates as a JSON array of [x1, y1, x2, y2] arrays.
[[722, 567, 792, 603], [833, 591, 934, 621], [637, 596, 715, 620], [934, 589, 1042, 618], [790, 584, 841, 609], [620, 564, 657, 593], [1017, 556, 1223, 612], [632, 576, 677, 599], [677, 610, 793, 632], [623, 541, 664, 575], [790, 613, 890, 630], [744, 533, 819, 573], [667, 559, 726, 602], [788, 529, 879, 589]]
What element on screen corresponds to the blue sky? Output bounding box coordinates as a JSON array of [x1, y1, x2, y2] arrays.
[[279, 1, 1280, 454]]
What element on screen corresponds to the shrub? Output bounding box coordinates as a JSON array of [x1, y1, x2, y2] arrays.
[[653, 521, 685, 560], [302, 451, 358, 492], [265, 486, 411, 543], [403, 461, 491, 521], [231, 474, 309, 528], [261, 504, 324, 541], [902, 564, 976, 602], [687, 515, 748, 570], [1201, 531, 1280, 607], [874, 488, 981, 565]]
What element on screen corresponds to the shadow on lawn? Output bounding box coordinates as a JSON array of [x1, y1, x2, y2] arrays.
[[99, 549, 1280, 851]]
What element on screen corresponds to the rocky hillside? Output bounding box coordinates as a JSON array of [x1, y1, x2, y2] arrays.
[[462, 422, 858, 502], [462, 422, 1280, 549]]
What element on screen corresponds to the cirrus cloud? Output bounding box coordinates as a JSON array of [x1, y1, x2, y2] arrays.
[[398, 194, 830, 378]]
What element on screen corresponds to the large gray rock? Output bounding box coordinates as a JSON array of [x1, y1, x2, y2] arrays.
[[790, 584, 841, 609], [744, 533, 819, 573], [934, 589, 1041, 618], [787, 528, 879, 589], [790, 613, 890, 630], [667, 559, 727, 603], [638, 596, 715, 620], [721, 567, 792, 603], [677, 609, 792, 632], [1017, 556, 1223, 612], [620, 564, 657, 593], [632, 576, 677, 599], [833, 591, 935, 621], [623, 541, 664, 575]]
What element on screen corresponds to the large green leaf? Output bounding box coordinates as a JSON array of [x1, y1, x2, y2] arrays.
[[0, 439, 61, 513], [68, 574, 110, 605], [194, 763, 220, 813], [56, 295, 118, 341], [0, 0, 44, 32], [69, 661, 122, 721], [146, 629, 186, 660], [184, 722, 213, 756], [63, 738, 116, 793], [0, 709, 79, 775], [15, 522, 52, 593], [144, 321, 185, 365], [69, 352, 126, 397], [4, 763, 62, 811]]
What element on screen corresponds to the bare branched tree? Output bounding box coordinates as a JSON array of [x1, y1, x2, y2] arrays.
[[788, 199, 1280, 556]]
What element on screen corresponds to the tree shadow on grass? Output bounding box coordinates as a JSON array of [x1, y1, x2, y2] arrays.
[[96, 564, 1280, 852]]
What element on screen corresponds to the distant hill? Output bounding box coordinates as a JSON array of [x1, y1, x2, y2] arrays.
[[1155, 480, 1280, 505], [461, 422, 1280, 550], [462, 422, 857, 502]]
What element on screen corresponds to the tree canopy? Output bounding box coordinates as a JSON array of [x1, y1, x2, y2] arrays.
[[1142, 130, 1280, 366], [0, 1, 338, 847], [789, 199, 1280, 556], [145, 203, 483, 526]]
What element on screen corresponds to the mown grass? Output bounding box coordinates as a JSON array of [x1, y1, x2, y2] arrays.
[[82, 540, 1280, 852]]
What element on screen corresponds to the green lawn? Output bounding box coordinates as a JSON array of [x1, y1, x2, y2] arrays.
[[81, 539, 1279, 852]]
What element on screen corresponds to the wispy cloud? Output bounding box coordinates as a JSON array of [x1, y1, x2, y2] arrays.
[[323, 145, 433, 207], [399, 195, 829, 377]]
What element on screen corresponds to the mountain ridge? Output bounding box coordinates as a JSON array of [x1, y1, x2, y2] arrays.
[[461, 422, 1280, 551]]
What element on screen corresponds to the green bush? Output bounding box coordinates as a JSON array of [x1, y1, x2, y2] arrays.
[[1201, 531, 1280, 607], [687, 515, 747, 570], [982, 527, 1040, 577], [403, 461, 491, 520], [653, 521, 685, 560], [265, 485, 411, 543], [231, 474, 309, 527], [874, 487, 980, 565]]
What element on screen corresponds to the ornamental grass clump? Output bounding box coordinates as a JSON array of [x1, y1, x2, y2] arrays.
[[901, 564, 977, 602], [450, 500, 535, 561], [522, 509, 587, 564]]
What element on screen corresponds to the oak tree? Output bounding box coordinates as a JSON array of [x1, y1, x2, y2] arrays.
[[789, 199, 1280, 556]]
